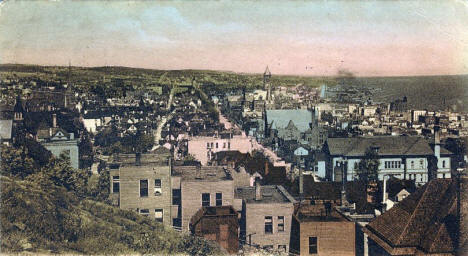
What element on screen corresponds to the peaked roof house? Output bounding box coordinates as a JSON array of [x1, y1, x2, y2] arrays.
[[36, 114, 79, 169], [362, 178, 467, 255]]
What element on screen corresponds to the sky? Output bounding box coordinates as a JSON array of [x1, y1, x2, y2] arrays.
[[1, 0, 468, 76]]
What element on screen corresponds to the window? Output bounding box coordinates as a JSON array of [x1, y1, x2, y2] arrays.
[[112, 175, 120, 193], [277, 216, 285, 232], [172, 189, 181, 205], [411, 161, 415, 169], [216, 193, 222, 206], [154, 179, 162, 195], [206, 142, 210, 149], [216, 142, 218, 148], [228, 142, 230, 149], [223, 142, 226, 148], [140, 179, 148, 197], [210, 142, 213, 148], [309, 237, 318, 254], [442, 160, 446, 168], [420, 159, 424, 168], [139, 209, 149, 217], [265, 216, 273, 234], [155, 209, 163, 222], [173, 218, 181, 229], [202, 193, 210, 206]]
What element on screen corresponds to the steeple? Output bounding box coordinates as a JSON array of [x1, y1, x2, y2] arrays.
[[14, 95, 24, 121], [263, 66, 272, 101], [263, 66, 271, 89]]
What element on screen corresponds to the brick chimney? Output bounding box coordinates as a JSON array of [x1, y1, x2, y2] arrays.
[[255, 180, 262, 201]]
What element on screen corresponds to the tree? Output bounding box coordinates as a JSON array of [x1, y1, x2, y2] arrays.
[[1, 146, 35, 178], [42, 153, 91, 197], [356, 147, 380, 182]]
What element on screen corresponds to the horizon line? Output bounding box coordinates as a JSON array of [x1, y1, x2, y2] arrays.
[[1, 63, 467, 79]]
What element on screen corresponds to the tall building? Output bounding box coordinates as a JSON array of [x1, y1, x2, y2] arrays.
[[263, 66, 272, 102]]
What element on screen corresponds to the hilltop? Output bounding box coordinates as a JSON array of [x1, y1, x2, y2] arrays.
[[0, 175, 222, 255]]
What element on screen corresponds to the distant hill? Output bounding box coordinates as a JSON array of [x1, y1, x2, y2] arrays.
[[0, 175, 223, 255]]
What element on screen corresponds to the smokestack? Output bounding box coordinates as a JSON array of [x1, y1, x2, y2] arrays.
[[255, 180, 262, 201], [135, 152, 141, 166], [52, 113, 57, 128]]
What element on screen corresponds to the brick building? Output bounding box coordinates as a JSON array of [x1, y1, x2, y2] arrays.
[[290, 203, 356, 255], [190, 206, 239, 254], [235, 183, 296, 253], [172, 165, 235, 231], [108, 151, 173, 227]]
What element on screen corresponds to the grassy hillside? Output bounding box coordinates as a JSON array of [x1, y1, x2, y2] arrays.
[[0, 175, 222, 255]]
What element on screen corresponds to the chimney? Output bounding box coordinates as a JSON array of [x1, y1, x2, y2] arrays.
[[195, 165, 202, 179], [255, 180, 262, 201], [299, 167, 304, 198], [382, 176, 389, 210], [366, 181, 378, 204], [434, 125, 441, 160], [52, 113, 57, 128], [135, 152, 141, 166]]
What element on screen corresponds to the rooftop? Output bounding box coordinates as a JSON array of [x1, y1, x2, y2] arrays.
[[266, 109, 312, 132], [294, 203, 347, 222], [327, 136, 452, 157], [235, 185, 296, 204], [110, 150, 171, 167], [364, 178, 467, 254], [172, 166, 233, 182]]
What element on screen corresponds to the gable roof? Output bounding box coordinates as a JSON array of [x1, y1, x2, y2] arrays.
[[364, 178, 465, 254], [266, 109, 312, 132], [327, 136, 440, 157]]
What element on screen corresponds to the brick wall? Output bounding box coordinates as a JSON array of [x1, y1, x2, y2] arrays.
[[245, 202, 294, 251], [181, 180, 234, 231]]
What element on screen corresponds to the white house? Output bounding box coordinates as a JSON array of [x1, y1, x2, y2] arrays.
[[325, 136, 452, 186]]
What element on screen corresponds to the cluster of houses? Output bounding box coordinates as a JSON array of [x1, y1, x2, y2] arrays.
[[1, 67, 467, 255]]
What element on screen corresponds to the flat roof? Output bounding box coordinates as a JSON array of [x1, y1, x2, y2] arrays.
[[235, 185, 296, 204], [172, 166, 233, 182]]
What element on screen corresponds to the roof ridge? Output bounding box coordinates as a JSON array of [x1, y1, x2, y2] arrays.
[[395, 181, 431, 245], [402, 137, 420, 155]]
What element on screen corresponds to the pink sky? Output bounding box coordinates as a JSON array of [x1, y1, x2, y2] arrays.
[[1, 1, 467, 76]]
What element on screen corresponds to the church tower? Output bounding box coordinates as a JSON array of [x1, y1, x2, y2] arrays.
[[13, 95, 24, 122], [263, 66, 272, 101]]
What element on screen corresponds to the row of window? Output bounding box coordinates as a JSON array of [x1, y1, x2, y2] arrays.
[[139, 179, 162, 197], [139, 208, 164, 223], [384, 161, 401, 169], [202, 193, 222, 207], [206, 142, 231, 149], [264, 216, 285, 234]]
